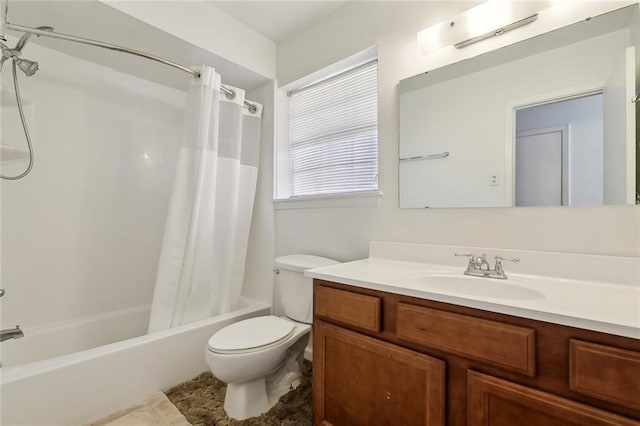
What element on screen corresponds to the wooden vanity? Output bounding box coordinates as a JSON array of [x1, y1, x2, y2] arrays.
[[312, 279, 640, 426]]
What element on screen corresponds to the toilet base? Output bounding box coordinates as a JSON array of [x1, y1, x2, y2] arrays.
[[223, 335, 308, 420], [224, 378, 271, 420], [224, 370, 304, 420]]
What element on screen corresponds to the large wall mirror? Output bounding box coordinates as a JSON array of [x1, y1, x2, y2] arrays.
[[399, 5, 639, 208]]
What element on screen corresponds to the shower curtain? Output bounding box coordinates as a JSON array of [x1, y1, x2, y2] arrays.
[[147, 66, 262, 333]]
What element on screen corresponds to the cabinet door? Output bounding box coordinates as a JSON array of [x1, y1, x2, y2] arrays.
[[468, 371, 640, 426], [313, 320, 445, 426]]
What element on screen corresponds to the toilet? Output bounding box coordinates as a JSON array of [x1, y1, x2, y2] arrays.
[[205, 254, 339, 420]]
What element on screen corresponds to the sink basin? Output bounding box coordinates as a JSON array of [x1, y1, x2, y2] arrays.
[[416, 275, 545, 300]]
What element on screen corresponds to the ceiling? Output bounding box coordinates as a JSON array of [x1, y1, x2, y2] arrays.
[[209, 1, 347, 42]]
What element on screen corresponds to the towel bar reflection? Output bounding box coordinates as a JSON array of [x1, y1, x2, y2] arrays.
[[399, 152, 450, 162]]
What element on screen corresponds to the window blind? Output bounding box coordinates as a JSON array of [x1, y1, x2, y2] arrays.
[[288, 60, 378, 197]]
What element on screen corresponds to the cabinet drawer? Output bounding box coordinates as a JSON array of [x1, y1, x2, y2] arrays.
[[570, 339, 640, 410], [468, 371, 640, 426], [396, 303, 535, 376], [315, 285, 381, 332]]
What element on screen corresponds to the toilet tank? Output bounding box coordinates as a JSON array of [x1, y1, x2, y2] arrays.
[[275, 255, 339, 324]]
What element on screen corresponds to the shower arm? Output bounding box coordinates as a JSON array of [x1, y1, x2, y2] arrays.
[[5, 22, 257, 113]]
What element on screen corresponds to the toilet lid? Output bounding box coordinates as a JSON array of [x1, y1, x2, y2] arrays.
[[207, 316, 295, 353]]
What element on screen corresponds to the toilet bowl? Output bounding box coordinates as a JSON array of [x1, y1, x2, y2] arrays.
[[205, 254, 339, 420], [206, 316, 311, 419]]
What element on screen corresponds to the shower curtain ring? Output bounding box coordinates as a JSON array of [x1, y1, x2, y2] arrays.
[[225, 88, 236, 100]]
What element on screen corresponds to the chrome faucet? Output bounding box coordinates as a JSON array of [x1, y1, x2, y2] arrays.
[[455, 253, 520, 279], [1, 325, 24, 342]]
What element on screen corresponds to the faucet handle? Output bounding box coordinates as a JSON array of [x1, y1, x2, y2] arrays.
[[454, 253, 474, 258], [454, 253, 475, 265], [494, 256, 520, 264]]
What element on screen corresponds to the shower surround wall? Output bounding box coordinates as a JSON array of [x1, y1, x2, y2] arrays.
[[0, 38, 186, 365]]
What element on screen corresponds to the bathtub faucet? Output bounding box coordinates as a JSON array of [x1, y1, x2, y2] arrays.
[[1, 325, 24, 342]]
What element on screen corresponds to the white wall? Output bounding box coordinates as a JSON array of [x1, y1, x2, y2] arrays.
[[517, 94, 604, 206], [275, 1, 640, 262], [242, 81, 276, 308], [276, 2, 476, 86], [0, 40, 185, 333]]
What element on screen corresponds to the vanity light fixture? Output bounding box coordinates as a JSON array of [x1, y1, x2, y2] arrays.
[[454, 14, 538, 49], [417, 0, 546, 55]]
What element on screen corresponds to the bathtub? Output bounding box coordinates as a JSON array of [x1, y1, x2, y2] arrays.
[[0, 297, 270, 425], [2, 305, 153, 367]]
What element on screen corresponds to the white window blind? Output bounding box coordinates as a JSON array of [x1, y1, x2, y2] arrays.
[[288, 60, 378, 197]]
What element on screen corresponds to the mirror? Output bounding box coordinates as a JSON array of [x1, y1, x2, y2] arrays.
[[399, 5, 639, 208]]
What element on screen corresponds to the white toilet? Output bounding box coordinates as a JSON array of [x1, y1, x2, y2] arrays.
[[205, 254, 339, 420]]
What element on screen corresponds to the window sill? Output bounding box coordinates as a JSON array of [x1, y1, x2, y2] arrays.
[[273, 191, 383, 210]]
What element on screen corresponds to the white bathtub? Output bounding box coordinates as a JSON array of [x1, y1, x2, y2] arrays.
[[0, 297, 270, 425], [2, 305, 153, 367]]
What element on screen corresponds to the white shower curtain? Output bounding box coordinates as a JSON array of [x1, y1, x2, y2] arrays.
[[147, 66, 262, 333]]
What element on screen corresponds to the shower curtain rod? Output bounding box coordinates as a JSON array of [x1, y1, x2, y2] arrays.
[[6, 22, 258, 113]]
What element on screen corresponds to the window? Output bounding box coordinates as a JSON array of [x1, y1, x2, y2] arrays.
[[286, 60, 378, 198]]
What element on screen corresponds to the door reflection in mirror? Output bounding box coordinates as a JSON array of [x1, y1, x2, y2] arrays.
[[515, 93, 603, 207]]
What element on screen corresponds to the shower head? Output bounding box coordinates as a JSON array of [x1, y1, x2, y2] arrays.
[[15, 25, 53, 52], [0, 40, 12, 71], [0, 42, 38, 76], [14, 56, 37, 76], [0, 25, 51, 76]]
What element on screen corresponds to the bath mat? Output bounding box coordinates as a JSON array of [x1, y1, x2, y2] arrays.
[[87, 392, 191, 426], [166, 360, 312, 426]]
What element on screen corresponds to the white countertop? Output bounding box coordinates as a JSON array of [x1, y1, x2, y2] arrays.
[[306, 257, 640, 339]]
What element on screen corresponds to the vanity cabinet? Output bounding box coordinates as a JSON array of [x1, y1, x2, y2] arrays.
[[314, 321, 445, 426], [313, 279, 640, 426]]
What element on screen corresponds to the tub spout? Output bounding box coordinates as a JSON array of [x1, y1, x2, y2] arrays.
[[1, 325, 24, 342]]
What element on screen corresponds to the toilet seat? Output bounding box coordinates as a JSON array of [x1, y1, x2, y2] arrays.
[[208, 316, 295, 354]]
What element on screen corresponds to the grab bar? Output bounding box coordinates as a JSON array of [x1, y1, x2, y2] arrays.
[[399, 151, 450, 162]]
